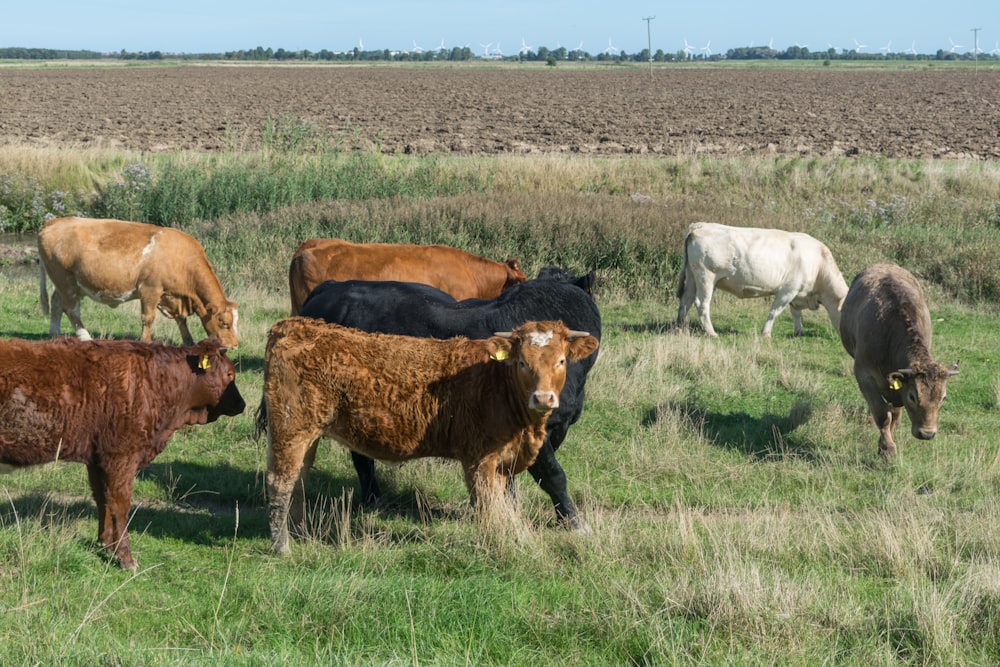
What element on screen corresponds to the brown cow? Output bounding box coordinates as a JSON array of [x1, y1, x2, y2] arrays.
[[38, 217, 240, 348], [0, 337, 245, 569], [838, 263, 959, 458], [287, 237, 528, 315], [256, 317, 599, 555]]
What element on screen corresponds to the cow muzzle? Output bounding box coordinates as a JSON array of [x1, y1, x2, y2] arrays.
[[529, 391, 559, 412], [913, 426, 937, 440]]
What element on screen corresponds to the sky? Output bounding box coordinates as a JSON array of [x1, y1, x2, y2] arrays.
[[3, 1, 998, 57]]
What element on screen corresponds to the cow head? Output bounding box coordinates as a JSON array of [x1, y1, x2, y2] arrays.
[[185, 340, 246, 424], [490, 320, 599, 415], [502, 258, 529, 290], [201, 300, 240, 349], [888, 360, 959, 439]]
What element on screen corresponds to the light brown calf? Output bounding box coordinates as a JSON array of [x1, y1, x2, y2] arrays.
[[257, 317, 598, 554]]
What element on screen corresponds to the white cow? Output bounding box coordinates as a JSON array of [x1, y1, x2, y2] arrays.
[[675, 222, 849, 337]]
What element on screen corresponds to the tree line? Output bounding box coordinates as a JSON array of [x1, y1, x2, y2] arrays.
[[2, 44, 996, 64]]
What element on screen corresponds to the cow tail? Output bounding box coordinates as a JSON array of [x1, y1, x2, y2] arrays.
[[39, 260, 50, 316], [675, 231, 691, 300], [253, 398, 269, 441]]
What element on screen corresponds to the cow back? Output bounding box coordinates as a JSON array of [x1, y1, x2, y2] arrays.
[[288, 238, 527, 314]]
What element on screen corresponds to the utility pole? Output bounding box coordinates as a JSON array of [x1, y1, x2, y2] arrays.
[[643, 16, 655, 78], [971, 27, 981, 73]]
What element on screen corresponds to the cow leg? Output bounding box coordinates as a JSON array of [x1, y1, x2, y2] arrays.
[[882, 406, 903, 459], [350, 451, 383, 507], [860, 384, 898, 459], [266, 431, 319, 555], [789, 307, 805, 336], [675, 274, 697, 333], [87, 463, 113, 550], [464, 455, 504, 512], [138, 296, 159, 342], [762, 291, 795, 337], [693, 277, 718, 337], [87, 463, 137, 570], [52, 290, 91, 340], [526, 442, 590, 533], [174, 317, 196, 346], [288, 440, 320, 538]]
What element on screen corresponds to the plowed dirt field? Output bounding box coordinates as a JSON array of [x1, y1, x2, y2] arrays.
[[1, 64, 998, 159]]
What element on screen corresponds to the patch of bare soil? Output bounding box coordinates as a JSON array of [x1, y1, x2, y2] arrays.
[[1, 65, 998, 159]]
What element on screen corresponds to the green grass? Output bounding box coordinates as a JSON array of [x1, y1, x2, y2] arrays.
[[2, 151, 1000, 664]]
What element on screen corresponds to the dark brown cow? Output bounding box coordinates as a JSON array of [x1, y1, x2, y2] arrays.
[[838, 263, 959, 458], [256, 317, 599, 555], [287, 237, 528, 315], [38, 217, 239, 347], [0, 337, 245, 569]]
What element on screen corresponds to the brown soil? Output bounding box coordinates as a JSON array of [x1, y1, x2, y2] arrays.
[[1, 65, 998, 159]]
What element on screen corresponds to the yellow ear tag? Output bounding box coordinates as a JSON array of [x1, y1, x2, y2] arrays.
[[491, 349, 508, 362], [198, 355, 211, 370], [888, 378, 902, 391]]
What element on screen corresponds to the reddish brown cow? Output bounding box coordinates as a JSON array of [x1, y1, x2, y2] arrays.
[[287, 237, 528, 315], [38, 217, 239, 347], [838, 263, 959, 458], [0, 337, 245, 569], [256, 317, 599, 555]]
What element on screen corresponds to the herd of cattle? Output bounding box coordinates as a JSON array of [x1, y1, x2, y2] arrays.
[[1, 216, 959, 569]]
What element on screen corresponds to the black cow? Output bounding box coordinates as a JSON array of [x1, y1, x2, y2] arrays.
[[299, 267, 601, 531]]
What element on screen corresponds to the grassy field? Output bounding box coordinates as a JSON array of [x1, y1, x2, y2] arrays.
[[2, 149, 999, 665]]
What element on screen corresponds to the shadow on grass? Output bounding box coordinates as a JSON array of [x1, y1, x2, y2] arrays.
[[644, 398, 821, 462], [1, 456, 473, 559]]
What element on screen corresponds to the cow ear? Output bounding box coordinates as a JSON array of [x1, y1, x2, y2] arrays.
[[187, 353, 210, 373], [567, 334, 599, 362], [487, 337, 514, 363], [887, 372, 905, 391]]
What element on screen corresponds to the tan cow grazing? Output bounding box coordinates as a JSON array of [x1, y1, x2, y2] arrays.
[[38, 217, 239, 348], [838, 263, 959, 459], [256, 317, 599, 555], [676, 222, 849, 337], [1, 337, 245, 569], [288, 237, 528, 315]]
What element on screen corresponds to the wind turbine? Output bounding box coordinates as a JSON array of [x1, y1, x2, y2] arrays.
[[905, 41, 917, 55], [479, 42, 492, 58], [436, 39, 446, 52], [492, 42, 504, 57], [853, 38, 867, 52], [701, 40, 712, 57], [604, 38, 619, 55], [879, 41, 892, 55], [948, 37, 963, 53], [794, 41, 808, 49], [520, 38, 533, 56], [991, 41, 1000, 57], [682, 38, 695, 58], [412, 40, 424, 54]]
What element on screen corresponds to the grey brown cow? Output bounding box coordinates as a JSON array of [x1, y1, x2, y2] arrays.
[[838, 263, 959, 458]]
